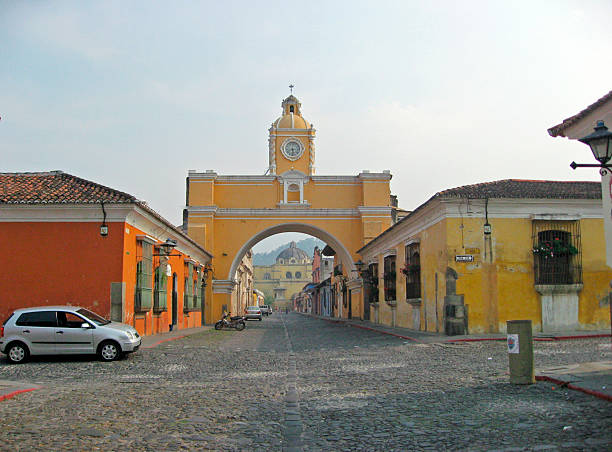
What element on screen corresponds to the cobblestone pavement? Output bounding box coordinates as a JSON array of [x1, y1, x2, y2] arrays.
[[0, 314, 610, 451]]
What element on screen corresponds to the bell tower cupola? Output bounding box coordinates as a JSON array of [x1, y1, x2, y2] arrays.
[[268, 88, 316, 176]]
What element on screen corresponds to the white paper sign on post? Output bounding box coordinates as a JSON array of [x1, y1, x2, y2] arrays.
[[507, 334, 519, 354]]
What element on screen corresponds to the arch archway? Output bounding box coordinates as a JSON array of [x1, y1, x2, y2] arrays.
[[227, 222, 356, 281]]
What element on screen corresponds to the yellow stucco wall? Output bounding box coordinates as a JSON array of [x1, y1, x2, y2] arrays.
[[361, 202, 611, 334]]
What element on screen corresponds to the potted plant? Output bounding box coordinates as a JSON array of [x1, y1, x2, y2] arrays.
[[400, 264, 420, 277], [532, 238, 578, 259]]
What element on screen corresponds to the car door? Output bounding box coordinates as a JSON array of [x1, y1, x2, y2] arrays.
[[55, 311, 94, 354], [14, 311, 57, 355]]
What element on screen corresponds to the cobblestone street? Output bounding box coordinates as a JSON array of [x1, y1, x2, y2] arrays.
[[0, 314, 611, 451]]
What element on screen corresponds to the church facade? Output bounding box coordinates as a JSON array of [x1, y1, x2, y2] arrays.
[[184, 94, 394, 323], [253, 242, 312, 308]]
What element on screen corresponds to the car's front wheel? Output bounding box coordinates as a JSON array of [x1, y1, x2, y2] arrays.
[[6, 342, 29, 364], [98, 340, 122, 362]]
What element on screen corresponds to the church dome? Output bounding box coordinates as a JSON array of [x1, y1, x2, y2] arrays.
[[276, 241, 310, 263], [272, 95, 311, 130], [274, 114, 310, 129]]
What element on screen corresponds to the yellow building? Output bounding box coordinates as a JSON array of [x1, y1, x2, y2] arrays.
[[185, 93, 394, 323], [253, 242, 312, 307], [358, 180, 612, 334]]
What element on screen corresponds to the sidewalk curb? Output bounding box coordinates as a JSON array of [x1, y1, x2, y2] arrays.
[[300, 312, 611, 344], [0, 387, 39, 403], [535, 375, 612, 402], [346, 323, 422, 343]]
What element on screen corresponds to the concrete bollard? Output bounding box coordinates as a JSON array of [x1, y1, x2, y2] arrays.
[[507, 320, 535, 385]]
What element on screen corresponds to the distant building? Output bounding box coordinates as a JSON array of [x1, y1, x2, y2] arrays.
[[308, 246, 334, 316], [231, 250, 254, 315], [253, 242, 312, 308]]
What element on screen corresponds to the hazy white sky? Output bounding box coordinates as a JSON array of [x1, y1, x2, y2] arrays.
[[2, 1, 612, 252]]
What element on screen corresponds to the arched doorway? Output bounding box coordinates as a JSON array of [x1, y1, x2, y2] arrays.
[[227, 223, 356, 281]]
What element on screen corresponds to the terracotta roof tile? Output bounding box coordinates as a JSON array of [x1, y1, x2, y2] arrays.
[[0, 171, 213, 259], [0, 171, 136, 204], [548, 90, 612, 137], [358, 179, 601, 254], [436, 179, 601, 200]]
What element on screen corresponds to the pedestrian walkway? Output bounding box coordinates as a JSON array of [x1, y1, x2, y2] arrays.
[[300, 312, 612, 402], [537, 361, 612, 402], [301, 312, 610, 344]]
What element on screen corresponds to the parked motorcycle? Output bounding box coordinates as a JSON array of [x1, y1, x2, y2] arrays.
[[214, 313, 246, 331]]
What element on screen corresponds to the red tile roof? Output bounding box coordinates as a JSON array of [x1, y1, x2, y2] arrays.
[[358, 179, 601, 254], [548, 90, 612, 137], [0, 171, 212, 258], [0, 171, 136, 204], [436, 179, 601, 200]]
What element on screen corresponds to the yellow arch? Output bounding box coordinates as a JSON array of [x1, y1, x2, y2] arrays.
[[228, 222, 356, 280]]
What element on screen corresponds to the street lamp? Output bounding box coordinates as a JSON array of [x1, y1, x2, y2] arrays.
[[570, 121, 612, 175], [571, 120, 612, 339], [153, 238, 181, 257]]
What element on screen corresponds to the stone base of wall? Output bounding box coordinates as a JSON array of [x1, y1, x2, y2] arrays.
[[535, 284, 582, 332]]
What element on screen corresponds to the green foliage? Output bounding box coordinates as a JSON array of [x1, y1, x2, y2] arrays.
[[533, 239, 578, 258], [264, 294, 275, 306]]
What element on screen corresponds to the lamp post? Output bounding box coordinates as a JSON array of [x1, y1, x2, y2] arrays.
[[570, 120, 612, 175], [153, 239, 181, 257], [571, 120, 612, 339]]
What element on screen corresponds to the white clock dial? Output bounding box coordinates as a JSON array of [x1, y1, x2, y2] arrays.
[[281, 138, 304, 161]]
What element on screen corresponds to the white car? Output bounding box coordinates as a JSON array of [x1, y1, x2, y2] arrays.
[[0, 306, 141, 363], [244, 306, 263, 321]]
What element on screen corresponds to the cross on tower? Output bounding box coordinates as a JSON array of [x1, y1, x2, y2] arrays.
[[289, 84, 294, 94]]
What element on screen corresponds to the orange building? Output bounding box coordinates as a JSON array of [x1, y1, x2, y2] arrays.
[[0, 171, 212, 337]]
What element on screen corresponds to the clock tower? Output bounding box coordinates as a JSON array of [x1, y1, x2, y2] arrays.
[[268, 94, 316, 176]]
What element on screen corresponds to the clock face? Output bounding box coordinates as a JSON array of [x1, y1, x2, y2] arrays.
[[281, 138, 304, 161]]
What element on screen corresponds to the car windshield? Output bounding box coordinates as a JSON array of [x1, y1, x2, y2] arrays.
[[247, 306, 259, 310], [77, 308, 111, 326]]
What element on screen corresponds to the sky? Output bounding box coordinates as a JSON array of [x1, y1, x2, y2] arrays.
[[2, 1, 612, 252]]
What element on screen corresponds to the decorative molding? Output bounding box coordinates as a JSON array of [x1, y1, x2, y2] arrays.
[[277, 202, 312, 209], [188, 171, 218, 179], [358, 172, 393, 181], [212, 279, 236, 294], [207, 208, 359, 217], [531, 214, 582, 221], [186, 206, 219, 214], [136, 235, 157, 245], [358, 206, 393, 215], [0, 204, 133, 223]]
